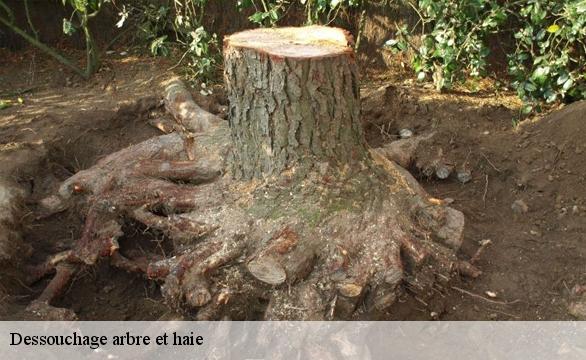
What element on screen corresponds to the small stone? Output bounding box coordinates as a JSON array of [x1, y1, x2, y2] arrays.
[[430, 311, 439, 320], [435, 207, 465, 249], [103, 285, 115, 294], [485, 291, 497, 298], [530, 229, 542, 237], [511, 199, 528, 214], [443, 197, 455, 204], [330, 270, 347, 282], [489, 313, 498, 320], [399, 128, 413, 139], [572, 285, 586, 296], [435, 164, 453, 180], [384, 268, 403, 286], [548, 175, 554, 182], [479, 239, 492, 246], [572, 205, 580, 215], [457, 170, 472, 184], [338, 282, 363, 298]]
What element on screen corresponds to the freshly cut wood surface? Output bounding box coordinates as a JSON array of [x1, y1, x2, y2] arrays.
[[224, 26, 354, 58]]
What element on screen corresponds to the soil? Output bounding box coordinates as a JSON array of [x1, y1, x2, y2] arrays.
[[1, 47, 585, 320]]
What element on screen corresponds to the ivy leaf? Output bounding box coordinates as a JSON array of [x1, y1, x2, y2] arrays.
[[150, 35, 169, 57], [248, 12, 267, 25], [524, 81, 537, 92], [269, 9, 279, 22], [557, 73, 570, 85], [531, 66, 549, 85], [521, 104, 533, 114], [63, 19, 75, 36], [546, 24, 560, 33], [562, 78, 574, 91], [544, 89, 557, 103]]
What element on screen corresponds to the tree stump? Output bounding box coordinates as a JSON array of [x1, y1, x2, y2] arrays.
[[29, 26, 477, 320], [224, 26, 364, 179]]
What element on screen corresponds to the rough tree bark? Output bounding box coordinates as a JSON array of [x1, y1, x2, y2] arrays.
[[224, 27, 365, 179], [29, 26, 478, 320]]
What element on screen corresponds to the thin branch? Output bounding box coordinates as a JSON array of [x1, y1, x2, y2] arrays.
[[480, 152, 501, 172], [23, 0, 39, 41], [451, 286, 521, 305], [482, 174, 489, 206], [0, 0, 14, 22], [0, 14, 87, 78]]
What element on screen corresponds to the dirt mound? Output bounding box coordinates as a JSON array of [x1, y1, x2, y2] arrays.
[[362, 81, 586, 320], [514, 101, 586, 205]]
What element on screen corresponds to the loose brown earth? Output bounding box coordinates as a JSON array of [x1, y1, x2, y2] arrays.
[[1, 48, 585, 320]]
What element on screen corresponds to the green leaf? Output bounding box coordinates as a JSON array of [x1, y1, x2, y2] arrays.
[[521, 104, 533, 115], [63, 19, 75, 36], [150, 35, 169, 56], [524, 82, 537, 92], [248, 12, 266, 24], [557, 73, 569, 85], [562, 78, 574, 91], [531, 66, 549, 84], [0, 100, 12, 110], [544, 89, 557, 103]]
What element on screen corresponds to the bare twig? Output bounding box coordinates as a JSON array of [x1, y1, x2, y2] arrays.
[[480, 152, 501, 172], [451, 286, 520, 305], [470, 239, 492, 264], [486, 308, 521, 319], [482, 174, 489, 206]]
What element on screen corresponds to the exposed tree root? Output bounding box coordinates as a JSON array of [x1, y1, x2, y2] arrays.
[[28, 79, 478, 320]]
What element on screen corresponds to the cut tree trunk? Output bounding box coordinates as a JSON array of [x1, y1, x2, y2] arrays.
[[224, 26, 365, 179], [29, 26, 478, 320]]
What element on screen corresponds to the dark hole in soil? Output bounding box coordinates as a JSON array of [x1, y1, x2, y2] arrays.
[[118, 219, 174, 259]]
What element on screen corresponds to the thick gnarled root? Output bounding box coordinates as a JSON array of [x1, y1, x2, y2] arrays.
[[28, 146, 475, 320], [257, 187, 475, 320], [27, 80, 475, 320], [28, 81, 231, 319]]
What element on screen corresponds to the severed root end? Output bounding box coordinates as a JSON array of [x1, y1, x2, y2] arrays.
[[25, 263, 79, 320]]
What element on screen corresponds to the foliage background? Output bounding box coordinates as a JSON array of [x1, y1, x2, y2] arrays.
[[1, 0, 584, 112]]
